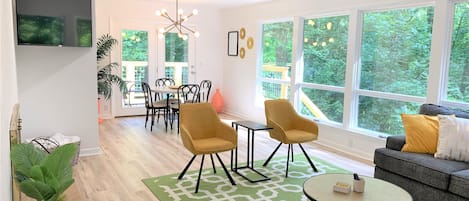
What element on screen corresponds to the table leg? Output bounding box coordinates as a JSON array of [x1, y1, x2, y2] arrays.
[[247, 128, 250, 167], [251, 129, 255, 168]]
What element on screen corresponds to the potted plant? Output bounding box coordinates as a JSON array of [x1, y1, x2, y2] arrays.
[[97, 34, 127, 100], [10, 143, 78, 201]]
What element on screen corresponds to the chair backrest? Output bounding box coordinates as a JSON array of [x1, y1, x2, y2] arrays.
[[264, 99, 297, 130], [155, 78, 176, 100], [141, 82, 154, 108], [180, 103, 220, 140], [198, 80, 212, 102], [177, 84, 200, 104]]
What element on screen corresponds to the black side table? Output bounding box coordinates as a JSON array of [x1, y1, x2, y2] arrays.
[[231, 120, 272, 183]]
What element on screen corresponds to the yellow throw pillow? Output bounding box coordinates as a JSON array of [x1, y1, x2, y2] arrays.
[[401, 114, 439, 154]]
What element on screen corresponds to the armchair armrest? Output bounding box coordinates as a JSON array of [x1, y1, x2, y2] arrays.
[[293, 115, 318, 135], [180, 125, 196, 153], [386, 135, 406, 151], [215, 122, 237, 146], [267, 119, 287, 142]]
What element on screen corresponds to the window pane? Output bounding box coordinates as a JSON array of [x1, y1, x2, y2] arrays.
[[303, 16, 349, 86], [358, 96, 420, 135], [165, 33, 188, 85], [261, 82, 290, 99], [121, 30, 148, 107], [360, 7, 434, 96], [299, 88, 344, 123], [262, 21, 293, 80], [447, 2, 469, 103]]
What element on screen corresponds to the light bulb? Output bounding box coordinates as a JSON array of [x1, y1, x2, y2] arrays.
[[194, 31, 200, 37], [321, 42, 327, 46], [155, 10, 161, 16], [192, 9, 198, 15], [304, 38, 308, 43], [178, 33, 183, 38], [312, 42, 318, 46], [182, 16, 188, 21], [178, 9, 184, 15], [328, 37, 334, 43], [159, 28, 165, 33], [326, 22, 332, 30], [182, 35, 188, 40]]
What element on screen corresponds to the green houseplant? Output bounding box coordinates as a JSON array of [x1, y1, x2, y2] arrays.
[[97, 34, 126, 100], [10, 143, 78, 201]]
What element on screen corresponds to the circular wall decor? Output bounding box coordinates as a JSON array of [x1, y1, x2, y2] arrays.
[[239, 28, 246, 40], [247, 37, 254, 49], [239, 47, 246, 59]]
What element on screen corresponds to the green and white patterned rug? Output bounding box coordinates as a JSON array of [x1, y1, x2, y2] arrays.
[[142, 154, 349, 201]]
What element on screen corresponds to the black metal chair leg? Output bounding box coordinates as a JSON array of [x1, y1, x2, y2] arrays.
[[145, 109, 149, 128], [210, 154, 216, 174], [195, 155, 205, 193], [156, 109, 161, 123], [150, 109, 155, 131], [178, 155, 197, 180], [286, 144, 291, 178], [263, 142, 282, 166], [299, 143, 318, 172], [215, 153, 236, 185]]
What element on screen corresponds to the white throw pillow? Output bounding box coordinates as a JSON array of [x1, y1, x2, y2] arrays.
[[435, 115, 469, 162]]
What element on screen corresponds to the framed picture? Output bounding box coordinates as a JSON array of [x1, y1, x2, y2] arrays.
[[227, 31, 239, 56]]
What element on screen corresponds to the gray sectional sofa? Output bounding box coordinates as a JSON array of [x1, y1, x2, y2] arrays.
[[374, 104, 469, 201]]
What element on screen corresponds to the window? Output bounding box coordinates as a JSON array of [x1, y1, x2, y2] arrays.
[[300, 15, 349, 123], [446, 2, 469, 104], [260, 21, 293, 100], [165, 32, 189, 85], [358, 6, 434, 134]]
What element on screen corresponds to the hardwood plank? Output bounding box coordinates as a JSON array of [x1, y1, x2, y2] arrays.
[[21, 114, 374, 201]]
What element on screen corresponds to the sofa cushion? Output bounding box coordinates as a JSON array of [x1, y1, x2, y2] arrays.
[[386, 135, 406, 151], [374, 147, 469, 190], [449, 169, 469, 199], [400, 114, 439, 154], [419, 104, 469, 119], [435, 115, 469, 163]]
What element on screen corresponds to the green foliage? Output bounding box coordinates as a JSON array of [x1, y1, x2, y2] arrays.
[[121, 30, 148, 61], [11, 143, 78, 201], [97, 34, 127, 100], [165, 33, 188, 62]]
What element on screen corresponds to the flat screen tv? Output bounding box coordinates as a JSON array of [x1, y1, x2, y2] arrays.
[[16, 0, 92, 47]]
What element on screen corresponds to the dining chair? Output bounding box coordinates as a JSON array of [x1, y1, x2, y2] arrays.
[[142, 82, 168, 131], [263, 99, 319, 177], [154, 78, 176, 101], [198, 80, 212, 102], [178, 103, 237, 193], [170, 84, 200, 133]]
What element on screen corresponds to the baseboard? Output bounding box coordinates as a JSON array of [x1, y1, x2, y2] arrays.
[[79, 147, 102, 157], [314, 140, 374, 164]]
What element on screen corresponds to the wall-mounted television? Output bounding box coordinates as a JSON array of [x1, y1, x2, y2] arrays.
[[15, 0, 92, 47]]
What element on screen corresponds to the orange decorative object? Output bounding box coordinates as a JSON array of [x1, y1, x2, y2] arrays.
[[98, 99, 103, 123], [211, 88, 224, 113]]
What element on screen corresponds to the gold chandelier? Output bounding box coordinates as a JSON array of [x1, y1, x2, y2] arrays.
[[155, 0, 200, 40]]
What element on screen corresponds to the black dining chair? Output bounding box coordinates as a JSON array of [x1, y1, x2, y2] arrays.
[[154, 78, 176, 101], [142, 82, 168, 131], [198, 80, 212, 102], [170, 84, 200, 133]]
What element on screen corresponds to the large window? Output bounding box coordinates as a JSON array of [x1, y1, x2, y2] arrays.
[[357, 6, 434, 134], [165, 32, 189, 85], [447, 2, 469, 104], [300, 15, 349, 123], [260, 21, 293, 100]]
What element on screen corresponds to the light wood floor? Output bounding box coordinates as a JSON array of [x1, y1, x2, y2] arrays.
[[23, 114, 374, 201]]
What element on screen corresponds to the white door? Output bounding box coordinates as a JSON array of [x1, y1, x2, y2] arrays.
[[111, 19, 196, 116]]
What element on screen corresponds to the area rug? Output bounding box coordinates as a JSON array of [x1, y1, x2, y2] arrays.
[[142, 154, 349, 201]]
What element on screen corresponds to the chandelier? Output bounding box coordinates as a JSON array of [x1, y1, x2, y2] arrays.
[[155, 0, 200, 40]]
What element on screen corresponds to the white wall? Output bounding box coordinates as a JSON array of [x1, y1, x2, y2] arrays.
[[221, 0, 435, 161], [1, 0, 19, 200], [95, 0, 225, 117], [15, 1, 99, 156]]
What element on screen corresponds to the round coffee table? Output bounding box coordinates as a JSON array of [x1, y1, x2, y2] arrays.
[[303, 173, 412, 201]]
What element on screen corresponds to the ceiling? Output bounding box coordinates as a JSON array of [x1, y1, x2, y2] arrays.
[[158, 0, 272, 8]]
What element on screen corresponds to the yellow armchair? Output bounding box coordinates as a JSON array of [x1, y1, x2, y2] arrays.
[[177, 103, 237, 193], [264, 99, 319, 177]]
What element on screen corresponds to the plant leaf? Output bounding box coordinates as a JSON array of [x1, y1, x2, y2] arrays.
[[30, 165, 45, 182], [19, 179, 55, 201], [11, 144, 47, 178], [41, 144, 77, 184]]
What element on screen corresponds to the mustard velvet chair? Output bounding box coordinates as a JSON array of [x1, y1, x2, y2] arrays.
[[178, 103, 237, 193], [263, 99, 319, 177]]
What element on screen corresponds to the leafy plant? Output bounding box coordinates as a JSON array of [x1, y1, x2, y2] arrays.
[[97, 34, 127, 100], [10, 143, 78, 201]]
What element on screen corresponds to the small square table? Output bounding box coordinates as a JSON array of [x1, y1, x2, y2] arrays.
[[231, 120, 272, 183]]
